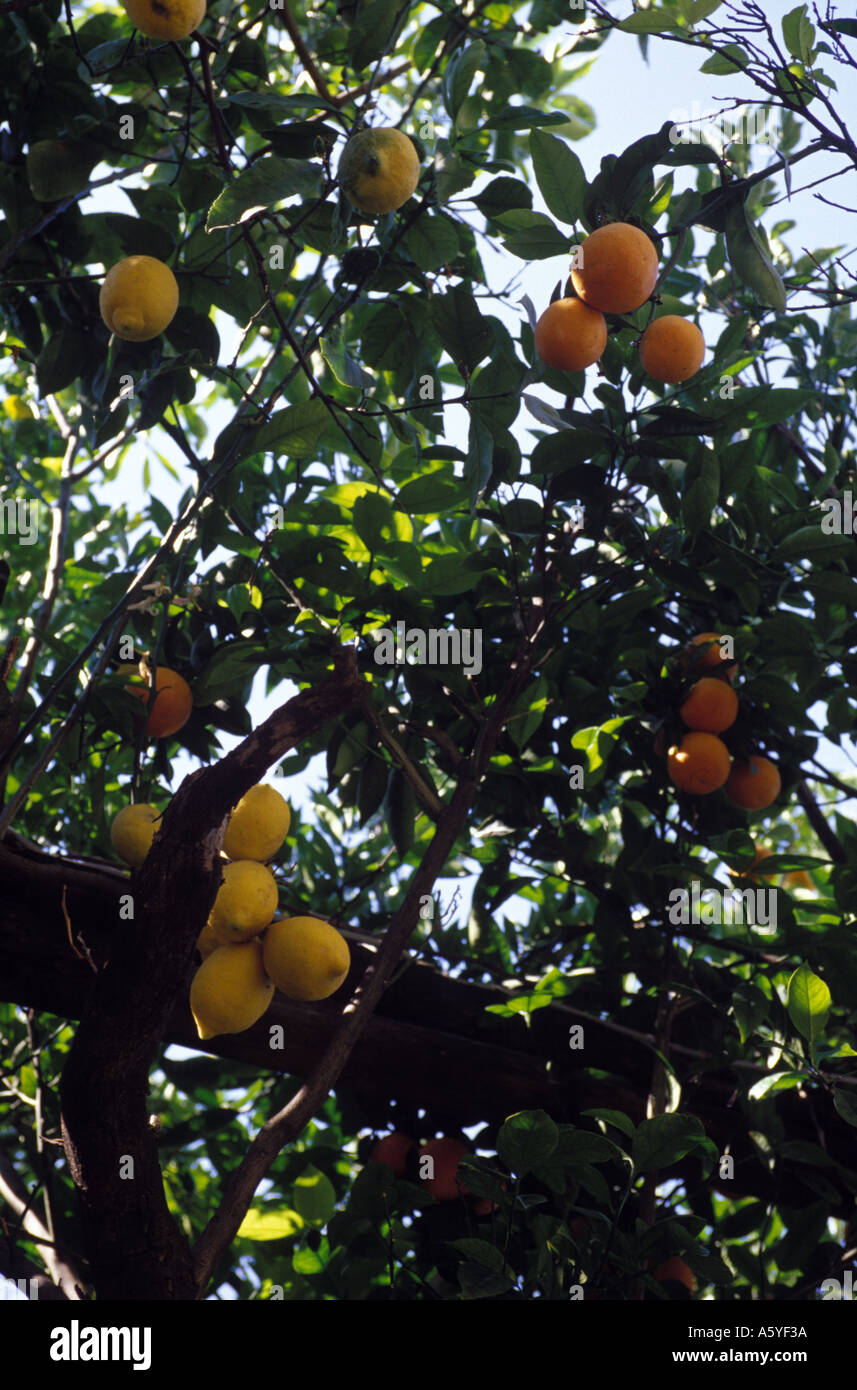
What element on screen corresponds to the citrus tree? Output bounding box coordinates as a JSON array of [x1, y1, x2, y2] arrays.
[[1, 0, 857, 1303]]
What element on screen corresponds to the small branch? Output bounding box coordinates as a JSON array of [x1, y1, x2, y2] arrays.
[[16, 431, 78, 707], [197, 36, 231, 172], [280, 0, 335, 105], [356, 686, 444, 821], [796, 780, 847, 863], [0, 1147, 86, 1299]]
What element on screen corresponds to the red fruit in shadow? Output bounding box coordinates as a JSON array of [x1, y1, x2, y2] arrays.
[[369, 1132, 415, 1177], [418, 1136, 470, 1202], [653, 1256, 695, 1293]]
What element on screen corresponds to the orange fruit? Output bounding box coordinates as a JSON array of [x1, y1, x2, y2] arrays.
[[418, 1137, 470, 1202], [639, 315, 705, 383], [126, 665, 193, 738], [726, 755, 781, 811], [679, 677, 739, 733], [570, 221, 659, 314], [667, 732, 731, 795], [782, 869, 814, 892], [653, 1256, 695, 1293], [682, 632, 738, 684], [369, 1132, 415, 1177], [534, 297, 607, 372]]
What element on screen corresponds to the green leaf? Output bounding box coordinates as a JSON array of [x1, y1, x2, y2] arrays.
[[37, 327, 90, 395], [581, 1108, 636, 1139], [832, 1089, 857, 1129], [193, 640, 268, 704], [347, 0, 401, 71], [293, 1167, 337, 1226], [494, 209, 569, 260], [396, 472, 468, 515], [787, 964, 830, 1047], [252, 400, 329, 459], [483, 107, 570, 130], [748, 1071, 805, 1101], [632, 1114, 709, 1173], [473, 177, 533, 219], [682, 451, 720, 535], [403, 213, 459, 271], [528, 130, 585, 226], [448, 1238, 505, 1272], [430, 289, 494, 372], [700, 44, 748, 74], [206, 156, 322, 231], [530, 428, 610, 471], [497, 1109, 558, 1176], [387, 767, 416, 857], [619, 7, 681, 33], [782, 5, 814, 62], [164, 308, 220, 363], [238, 1207, 304, 1240], [466, 414, 493, 510], [458, 1264, 514, 1299], [443, 39, 486, 121]]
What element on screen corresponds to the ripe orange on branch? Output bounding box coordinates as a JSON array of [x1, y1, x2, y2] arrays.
[[679, 677, 739, 734], [681, 632, 738, 683], [418, 1136, 470, 1202], [570, 221, 659, 314], [369, 1132, 415, 1177], [124, 664, 193, 739], [667, 732, 731, 795], [534, 297, 607, 372], [639, 315, 705, 383], [726, 755, 781, 811]]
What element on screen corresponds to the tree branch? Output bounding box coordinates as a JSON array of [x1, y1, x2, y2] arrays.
[[280, 0, 335, 106], [796, 779, 847, 863], [356, 683, 445, 821]]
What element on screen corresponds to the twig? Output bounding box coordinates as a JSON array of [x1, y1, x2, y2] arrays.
[[280, 0, 335, 105], [15, 431, 78, 707], [796, 780, 847, 863], [0, 1148, 86, 1298], [356, 686, 444, 820]]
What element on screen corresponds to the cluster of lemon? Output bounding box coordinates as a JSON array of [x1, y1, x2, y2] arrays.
[[534, 221, 706, 384], [110, 785, 351, 1040], [656, 633, 782, 810]]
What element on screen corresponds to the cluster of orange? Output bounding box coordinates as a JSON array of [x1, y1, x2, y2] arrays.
[[658, 633, 782, 811], [534, 222, 705, 383]]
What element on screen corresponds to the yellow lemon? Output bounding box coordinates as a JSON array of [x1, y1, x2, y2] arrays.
[[208, 860, 278, 944], [121, 0, 206, 40], [110, 803, 161, 868], [4, 396, 36, 421], [99, 255, 179, 341], [337, 127, 420, 216], [222, 784, 291, 862], [262, 916, 351, 1002], [196, 920, 220, 959], [189, 940, 274, 1040]]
